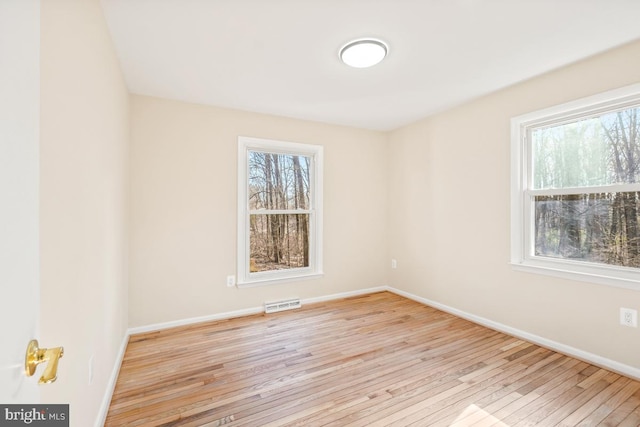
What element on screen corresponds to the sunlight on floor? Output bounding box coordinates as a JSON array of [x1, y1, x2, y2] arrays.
[[450, 404, 511, 426]]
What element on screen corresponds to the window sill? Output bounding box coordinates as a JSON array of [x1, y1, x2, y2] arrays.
[[510, 258, 640, 291], [237, 272, 324, 288]]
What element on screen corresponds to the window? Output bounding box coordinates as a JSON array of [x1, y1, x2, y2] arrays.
[[237, 136, 323, 286], [511, 84, 640, 288]]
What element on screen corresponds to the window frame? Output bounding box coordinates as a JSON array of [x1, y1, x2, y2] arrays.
[[237, 136, 323, 287], [510, 83, 640, 290]]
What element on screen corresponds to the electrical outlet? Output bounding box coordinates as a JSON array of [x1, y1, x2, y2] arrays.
[[391, 259, 397, 269], [226, 275, 236, 287], [620, 308, 637, 327]]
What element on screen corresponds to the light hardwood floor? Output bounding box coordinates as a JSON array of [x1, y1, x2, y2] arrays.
[[105, 292, 640, 426]]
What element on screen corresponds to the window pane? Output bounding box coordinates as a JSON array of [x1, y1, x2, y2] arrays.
[[532, 106, 640, 189], [534, 192, 640, 268], [249, 214, 310, 272], [248, 151, 311, 210]]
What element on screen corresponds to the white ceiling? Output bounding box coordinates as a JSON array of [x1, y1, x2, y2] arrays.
[[100, 0, 640, 131]]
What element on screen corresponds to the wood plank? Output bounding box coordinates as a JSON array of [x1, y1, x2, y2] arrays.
[[104, 291, 640, 427]]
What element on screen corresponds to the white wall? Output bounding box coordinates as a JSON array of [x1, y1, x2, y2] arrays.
[[129, 96, 389, 327], [388, 40, 640, 370], [39, 0, 129, 425]]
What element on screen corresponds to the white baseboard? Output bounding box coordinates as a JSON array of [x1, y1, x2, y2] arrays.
[[127, 306, 265, 335], [127, 286, 388, 336], [302, 286, 388, 305], [95, 331, 130, 427], [386, 286, 640, 381]]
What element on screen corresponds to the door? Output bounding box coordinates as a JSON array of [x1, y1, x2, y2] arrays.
[[0, 0, 41, 403]]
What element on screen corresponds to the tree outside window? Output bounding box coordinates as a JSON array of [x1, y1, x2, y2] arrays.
[[237, 137, 323, 286], [248, 151, 311, 272], [531, 107, 640, 268], [511, 84, 640, 288]]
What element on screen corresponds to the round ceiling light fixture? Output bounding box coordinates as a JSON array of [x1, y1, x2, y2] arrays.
[[339, 38, 388, 68]]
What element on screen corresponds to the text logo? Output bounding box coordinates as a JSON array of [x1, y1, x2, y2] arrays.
[[0, 405, 68, 426]]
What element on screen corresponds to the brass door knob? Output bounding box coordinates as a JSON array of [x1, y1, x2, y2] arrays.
[[25, 339, 64, 384]]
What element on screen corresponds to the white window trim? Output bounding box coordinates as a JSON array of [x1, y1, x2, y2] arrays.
[[510, 83, 640, 290], [237, 136, 323, 287]]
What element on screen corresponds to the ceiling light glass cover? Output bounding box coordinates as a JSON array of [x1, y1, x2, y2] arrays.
[[339, 38, 388, 68]]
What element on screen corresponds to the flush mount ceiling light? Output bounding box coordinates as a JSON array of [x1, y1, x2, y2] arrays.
[[339, 38, 388, 68]]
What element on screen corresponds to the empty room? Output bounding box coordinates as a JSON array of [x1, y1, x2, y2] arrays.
[[3, 0, 640, 426]]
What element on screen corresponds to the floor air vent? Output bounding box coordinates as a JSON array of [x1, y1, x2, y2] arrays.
[[264, 299, 301, 314]]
